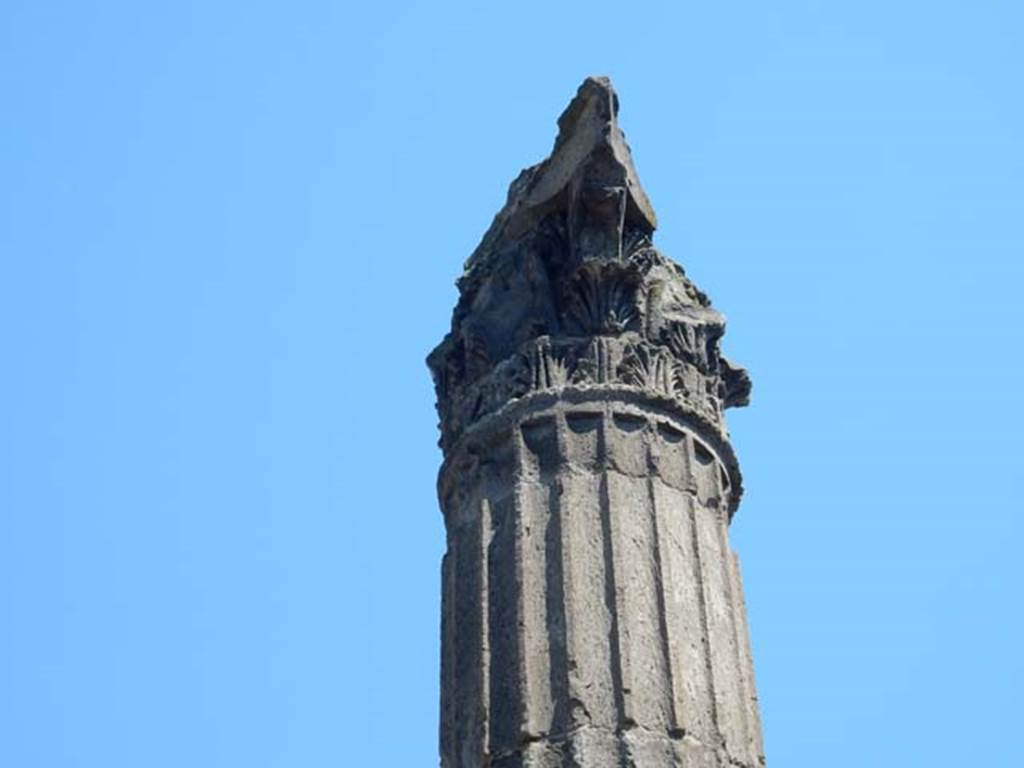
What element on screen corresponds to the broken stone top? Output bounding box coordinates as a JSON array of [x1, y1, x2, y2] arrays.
[[468, 77, 657, 271], [430, 77, 750, 452]]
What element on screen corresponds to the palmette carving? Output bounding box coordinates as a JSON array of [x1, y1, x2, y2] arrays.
[[561, 262, 642, 335], [617, 343, 680, 397], [523, 339, 570, 390]]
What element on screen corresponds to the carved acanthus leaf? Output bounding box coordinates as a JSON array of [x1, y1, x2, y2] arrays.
[[618, 344, 679, 397], [662, 319, 724, 373], [524, 340, 571, 391]]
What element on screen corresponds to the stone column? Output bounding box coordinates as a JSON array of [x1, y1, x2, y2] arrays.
[[429, 77, 763, 768]]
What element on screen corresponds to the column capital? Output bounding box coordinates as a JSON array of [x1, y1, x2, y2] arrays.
[[428, 77, 750, 460]]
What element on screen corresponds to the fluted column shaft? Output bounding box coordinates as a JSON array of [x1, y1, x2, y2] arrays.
[[439, 395, 762, 768]]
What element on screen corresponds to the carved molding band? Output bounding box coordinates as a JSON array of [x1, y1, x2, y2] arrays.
[[434, 331, 739, 453], [438, 390, 745, 521]]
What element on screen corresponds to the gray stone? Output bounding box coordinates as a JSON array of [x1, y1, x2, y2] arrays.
[[430, 77, 764, 768]]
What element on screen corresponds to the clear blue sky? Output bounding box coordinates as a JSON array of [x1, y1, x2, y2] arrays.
[[2, 2, 1022, 765]]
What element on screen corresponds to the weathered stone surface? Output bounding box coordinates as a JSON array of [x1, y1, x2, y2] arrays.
[[430, 77, 763, 767]]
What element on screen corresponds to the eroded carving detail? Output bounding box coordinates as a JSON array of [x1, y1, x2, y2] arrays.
[[618, 343, 679, 397], [523, 338, 570, 390], [562, 261, 642, 335], [428, 77, 750, 450]]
